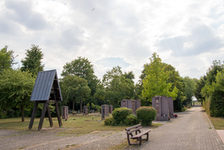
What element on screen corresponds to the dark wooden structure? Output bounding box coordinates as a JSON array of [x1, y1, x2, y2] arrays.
[[125, 124, 151, 145], [28, 70, 63, 130], [62, 106, 68, 121], [101, 104, 109, 120]]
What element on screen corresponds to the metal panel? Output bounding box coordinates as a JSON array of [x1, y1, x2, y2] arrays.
[[30, 70, 62, 101]]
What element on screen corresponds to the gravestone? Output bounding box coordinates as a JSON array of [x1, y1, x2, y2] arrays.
[[83, 105, 88, 115], [152, 96, 174, 121], [109, 105, 113, 113], [121, 99, 141, 113], [101, 104, 109, 120], [62, 106, 68, 121]]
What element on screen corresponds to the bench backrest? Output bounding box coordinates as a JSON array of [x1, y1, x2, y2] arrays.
[[125, 124, 142, 133]]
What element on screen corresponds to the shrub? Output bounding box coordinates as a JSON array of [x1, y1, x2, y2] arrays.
[[104, 117, 116, 126], [136, 106, 156, 126], [112, 107, 132, 125], [124, 114, 139, 125]]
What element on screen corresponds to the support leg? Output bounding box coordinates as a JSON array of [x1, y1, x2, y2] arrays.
[[127, 134, 131, 145], [55, 101, 62, 127], [139, 137, 142, 145], [29, 102, 38, 129], [47, 104, 53, 127], [38, 101, 48, 131]]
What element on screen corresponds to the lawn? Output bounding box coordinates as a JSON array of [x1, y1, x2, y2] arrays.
[[0, 114, 162, 135], [209, 116, 224, 130]]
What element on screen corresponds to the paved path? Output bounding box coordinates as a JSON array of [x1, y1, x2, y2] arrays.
[[128, 107, 224, 150]]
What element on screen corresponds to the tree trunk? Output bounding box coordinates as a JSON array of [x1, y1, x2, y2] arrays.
[[21, 105, 24, 122], [72, 101, 75, 111], [80, 100, 83, 113]]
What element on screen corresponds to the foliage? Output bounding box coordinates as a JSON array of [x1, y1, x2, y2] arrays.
[[61, 57, 98, 98], [209, 71, 224, 117], [195, 76, 206, 102], [21, 45, 44, 76], [61, 75, 91, 112], [104, 117, 116, 126], [112, 107, 132, 125], [182, 77, 197, 106], [141, 53, 178, 104], [103, 66, 135, 107], [136, 106, 156, 126], [124, 114, 139, 125], [0, 46, 15, 73], [0, 69, 35, 121]]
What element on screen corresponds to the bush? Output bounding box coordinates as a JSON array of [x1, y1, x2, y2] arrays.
[[112, 107, 132, 125], [124, 114, 139, 125], [104, 117, 114, 125], [136, 106, 156, 126]]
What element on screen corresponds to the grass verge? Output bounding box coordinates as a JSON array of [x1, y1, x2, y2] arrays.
[[209, 116, 224, 130]]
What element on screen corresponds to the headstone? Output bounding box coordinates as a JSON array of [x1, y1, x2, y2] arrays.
[[62, 106, 69, 121], [121, 99, 141, 113], [83, 105, 88, 115], [152, 96, 174, 121], [101, 104, 109, 120]]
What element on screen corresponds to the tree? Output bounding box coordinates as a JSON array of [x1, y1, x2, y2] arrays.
[[61, 75, 91, 112], [141, 53, 178, 105], [62, 57, 98, 102], [102, 66, 135, 107], [0, 69, 35, 121], [182, 77, 196, 106], [21, 45, 44, 76], [195, 76, 206, 102], [0, 46, 15, 73]]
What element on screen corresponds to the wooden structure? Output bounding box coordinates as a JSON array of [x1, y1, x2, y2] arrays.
[[83, 105, 88, 115], [121, 99, 141, 113], [152, 96, 174, 121], [109, 105, 113, 113], [28, 70, 63, 130], [125, 124, 151, 145]]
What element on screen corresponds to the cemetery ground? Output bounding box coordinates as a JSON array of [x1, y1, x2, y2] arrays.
[[1, 107, 224, 150]]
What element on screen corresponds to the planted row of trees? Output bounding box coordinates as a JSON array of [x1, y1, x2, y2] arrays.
[[195, 61, 224, 117], [0, 45, 198, 121]]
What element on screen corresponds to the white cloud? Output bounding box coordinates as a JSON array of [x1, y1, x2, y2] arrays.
[[1, 0, 224, 82]]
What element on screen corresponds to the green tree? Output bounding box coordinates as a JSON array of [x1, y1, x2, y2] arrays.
[[182, 77, 196, 106], [61, 75, 91, 112], [62, 57, 98, 102], [103, 66, 135, 107], [0, 46, 15, 73], [21, 45, 44, 76], [141, 53, 178, 105], [0, 69, 35, 121]]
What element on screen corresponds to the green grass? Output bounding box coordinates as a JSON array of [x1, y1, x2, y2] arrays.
[[0, 114, 162, 136], [209, 116, 224, 130]]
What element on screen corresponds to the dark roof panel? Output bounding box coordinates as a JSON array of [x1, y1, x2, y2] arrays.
[[30, 70, 62, 101]]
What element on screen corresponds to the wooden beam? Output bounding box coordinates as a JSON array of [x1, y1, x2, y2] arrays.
[[38, 101, 48, 131], [47, 104, 53, 127], [55, 101, 62, 127], [29, 101, 38, 129]]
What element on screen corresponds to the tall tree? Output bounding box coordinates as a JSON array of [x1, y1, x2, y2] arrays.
[[61, 75, 91, 112], [141, 53, 178, 105], [102, 66, 135, 107], [0, 69, 34, 121], [62, 57, 98, 101], [21, 45, 44, 76], [182, 77, 196, 106], [0, 46, 15, 73]]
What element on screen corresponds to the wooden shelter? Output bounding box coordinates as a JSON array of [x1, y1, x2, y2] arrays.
[[28, 70, 63, 130]]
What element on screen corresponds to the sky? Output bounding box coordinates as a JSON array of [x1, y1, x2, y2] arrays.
[[0, 0, 224, 82]]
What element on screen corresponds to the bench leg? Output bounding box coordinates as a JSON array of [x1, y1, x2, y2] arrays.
[[139, 137, 142, 145], [127, 134, 131, 145], [146, 133, 149, 141]]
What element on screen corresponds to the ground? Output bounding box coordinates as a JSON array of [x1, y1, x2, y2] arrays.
[[0, 107, 224, 150]]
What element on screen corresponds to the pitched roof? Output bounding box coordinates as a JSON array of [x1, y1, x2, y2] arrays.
[[30, 69, 63, 101]]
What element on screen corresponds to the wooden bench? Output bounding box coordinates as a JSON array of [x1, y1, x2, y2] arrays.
[[125, 124, 151, 145]]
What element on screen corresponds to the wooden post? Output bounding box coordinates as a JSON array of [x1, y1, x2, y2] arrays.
[[47, 104, 53, 127], [38, 101, 48, 131], [29, 101, 38, 129], [55, 101, 62, 127]]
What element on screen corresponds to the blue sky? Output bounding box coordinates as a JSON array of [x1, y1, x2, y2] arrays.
[[0, 0, 224, 82]]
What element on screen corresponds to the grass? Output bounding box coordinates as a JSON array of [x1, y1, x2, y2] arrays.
[[0, 114, 162, 135], [209, 116, 224, 130], [108, 140, 128, 150]]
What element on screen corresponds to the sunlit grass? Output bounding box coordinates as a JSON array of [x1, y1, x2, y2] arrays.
[[209, 116, 224, 130]]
